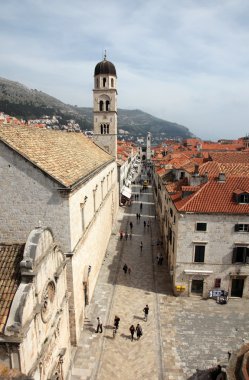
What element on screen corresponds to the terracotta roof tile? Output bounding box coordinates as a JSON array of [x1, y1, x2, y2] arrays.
[[173, 177, 249, 214], [0, 125, 114, 188], [209, 152, 249, 163], [199, 162, 249, 178], [0, 244, 24, 333]]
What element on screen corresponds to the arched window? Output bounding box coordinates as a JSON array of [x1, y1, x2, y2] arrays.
[[96, 78, 99, 88], [106, 100, 110, 111], [103, 78, 106, 87], [111, 78, 114, 87], [99, 100, 104, 111], [100, 123, 109, 134]]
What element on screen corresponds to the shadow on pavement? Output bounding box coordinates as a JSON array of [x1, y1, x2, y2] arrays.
[[133, 315, 144, 321], [120, 333, 131, 340]]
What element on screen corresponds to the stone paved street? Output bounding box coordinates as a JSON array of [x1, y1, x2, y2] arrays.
[[70, 183, 249, 380]]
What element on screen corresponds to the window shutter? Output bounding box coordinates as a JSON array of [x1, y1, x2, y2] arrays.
[[234, 224, 239, 232], [243, 248, 246, 263], [246, 248, 249, 264], [232, 248, 237, 263]]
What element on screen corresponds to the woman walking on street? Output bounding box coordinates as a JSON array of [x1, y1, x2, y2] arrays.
[[136, 323, 143, 340]]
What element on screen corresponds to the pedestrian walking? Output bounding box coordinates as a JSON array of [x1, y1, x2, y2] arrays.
[[144, 220, 146, 228], [95, 317, 103, 333], [129, 221, 133, 231], [136, 213, 139, 220], [136, 323, 143, 340], [114, 316, 120, 331], [140, 203, 143, 211], [123, 263, 128, 274], [120, 231, 123, 240], [129, 324, 135, 341], [125, 231, 128, 240], [140, 241, 143, 251], [143, 305, 149, 321], [138, 213, 141, 220]]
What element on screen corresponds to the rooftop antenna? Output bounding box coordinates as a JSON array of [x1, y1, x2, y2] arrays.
[[104, 49, 107, 60]]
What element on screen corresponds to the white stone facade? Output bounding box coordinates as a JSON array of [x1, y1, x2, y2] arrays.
[[0, 141, 119, 344], [154, 169, 249, 299], [2, 227, 71, 380]]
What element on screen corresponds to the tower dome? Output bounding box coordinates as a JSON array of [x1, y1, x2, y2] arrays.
[[94, 57, 117, 77]]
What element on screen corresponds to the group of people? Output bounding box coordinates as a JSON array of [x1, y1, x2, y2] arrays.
[[119, 231, 132, 240], [143, 220, 150, 228], [96, 306, 149, 342]]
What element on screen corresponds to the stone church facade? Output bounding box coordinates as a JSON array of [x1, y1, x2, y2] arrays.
[[0, 227, 71, 379], [0, 57, 119, 378]]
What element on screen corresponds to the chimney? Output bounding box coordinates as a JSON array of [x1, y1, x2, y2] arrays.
[[218, 172, 226, 182]]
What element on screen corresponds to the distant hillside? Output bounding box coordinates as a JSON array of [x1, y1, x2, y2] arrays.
[[0, 77, 194, 139]]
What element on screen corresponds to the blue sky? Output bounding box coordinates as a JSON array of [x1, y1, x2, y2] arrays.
[[1, 0, 249, 140]]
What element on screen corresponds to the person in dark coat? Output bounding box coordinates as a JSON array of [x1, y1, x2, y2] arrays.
[[136, 323, 142, 340], [143, 304, 149, 321], [129, 324, 135, 341], [123, 263, 128, 274]]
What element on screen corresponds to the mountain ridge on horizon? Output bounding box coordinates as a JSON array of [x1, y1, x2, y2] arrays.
[[0, 76, 194, 139]]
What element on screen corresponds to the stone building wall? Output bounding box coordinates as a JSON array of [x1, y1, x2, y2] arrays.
[[0, 143, 70, 250], [3, 228, 71, 379], [173, 213, 249, 298]]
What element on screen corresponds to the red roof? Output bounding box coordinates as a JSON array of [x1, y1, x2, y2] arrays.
[[199, 161, 249, 178], [173, 177, 249, 214], [209, 152, 249, 163]]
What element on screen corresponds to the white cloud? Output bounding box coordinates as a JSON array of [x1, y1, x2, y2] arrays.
[[1, 0, 249, 139]]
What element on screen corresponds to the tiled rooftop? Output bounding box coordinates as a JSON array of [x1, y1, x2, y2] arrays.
[[0, 125, 114, 188], [199, 161, 249, 178], [0, 244, 24, 333], [209, 151, 249, 163], [173, 177, 249, 214]]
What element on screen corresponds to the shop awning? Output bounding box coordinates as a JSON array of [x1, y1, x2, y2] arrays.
[[121, 186, 132, 199]]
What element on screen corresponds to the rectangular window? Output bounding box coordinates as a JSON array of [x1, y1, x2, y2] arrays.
[[238, 194, 249, 203], [235, 224, 249, 232], [214, 278, 221, 288], [232, 246, 249, 263], [196, 222, 207, 231], [194, 245, 205, 262]]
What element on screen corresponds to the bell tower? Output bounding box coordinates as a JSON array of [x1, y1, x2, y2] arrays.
[[92, 53, 117, 158]]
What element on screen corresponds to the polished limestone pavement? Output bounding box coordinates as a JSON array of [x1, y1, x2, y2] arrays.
[[70, 184, 249, 380]]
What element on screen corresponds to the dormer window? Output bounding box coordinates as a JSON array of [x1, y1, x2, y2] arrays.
[[238, 193, 249, 203], [234, 190, 249, 204]]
